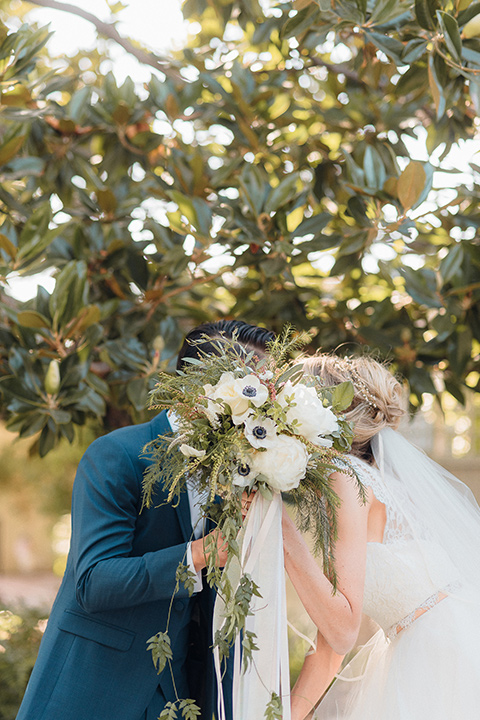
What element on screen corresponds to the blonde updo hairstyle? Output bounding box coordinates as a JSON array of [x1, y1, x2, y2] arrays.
[[303, 354, 407, 461]]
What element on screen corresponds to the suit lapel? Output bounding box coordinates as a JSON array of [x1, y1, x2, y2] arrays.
[[151, 410, 193, 543]]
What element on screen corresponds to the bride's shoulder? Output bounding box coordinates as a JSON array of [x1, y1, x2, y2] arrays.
[[332, 453, 381, 487]]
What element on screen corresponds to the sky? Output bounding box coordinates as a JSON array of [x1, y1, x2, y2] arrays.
[[29, 0, 187, 61], [27, 0, 188, 82]]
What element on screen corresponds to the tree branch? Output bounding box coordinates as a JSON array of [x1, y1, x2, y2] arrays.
[[27, 0, 183, 81]]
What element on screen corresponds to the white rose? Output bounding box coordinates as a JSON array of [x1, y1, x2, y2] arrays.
[[179, 444, 206, 458], [252, 435, 309, 492], [244, 415, 278, 449], [278, 381, 338, 446]]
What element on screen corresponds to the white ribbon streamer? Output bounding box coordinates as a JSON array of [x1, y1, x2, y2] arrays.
[[213, 492, 291, 720]]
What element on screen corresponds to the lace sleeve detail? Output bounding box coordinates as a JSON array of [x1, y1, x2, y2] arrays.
[[332, 455, 389, 505], [332, 455, 412, 544]]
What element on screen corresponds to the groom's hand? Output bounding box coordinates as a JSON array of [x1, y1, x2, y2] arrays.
[[191, 528, 228, 572]]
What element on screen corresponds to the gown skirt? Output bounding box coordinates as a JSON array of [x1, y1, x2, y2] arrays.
[[316, 593, 480, 720]]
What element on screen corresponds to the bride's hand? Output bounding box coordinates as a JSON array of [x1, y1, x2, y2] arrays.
[[241, 490, 256, 519]]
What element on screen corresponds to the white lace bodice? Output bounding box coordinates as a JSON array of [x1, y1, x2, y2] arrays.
[[364, 540, 457, 636], [340, 456, 460, 638]]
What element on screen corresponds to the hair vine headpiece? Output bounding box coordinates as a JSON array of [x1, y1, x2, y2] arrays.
[[332, 355, 378, 410]]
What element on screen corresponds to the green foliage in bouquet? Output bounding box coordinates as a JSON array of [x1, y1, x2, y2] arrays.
[[159, 698, 201, 720], [142, 330, 362, 709]]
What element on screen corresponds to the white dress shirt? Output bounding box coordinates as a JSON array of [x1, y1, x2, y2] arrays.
[[167, 411, 206, 593]]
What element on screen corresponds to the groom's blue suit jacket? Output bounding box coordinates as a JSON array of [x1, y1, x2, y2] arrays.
[[17, 410, 232, 720]]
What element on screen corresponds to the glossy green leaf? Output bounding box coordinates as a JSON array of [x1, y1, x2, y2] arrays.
[[281, 5, 321, 38], [16, 204, 54, 262], [39, 424, 56, 457], [428, 54, 447, 119], [415, 0, 439, 30], [364, 30, 404, 63], [458, 2, 480, 26], [440, 243, 464, 284], [49, 261, 88, 325], [264, 174, 300, 213], [16, 310, 51, 329], [363, 145, 387, 190], [333, 0, 366, 23], [401, 38, 428, 63], [0, 134, 26, 164], [397, 161, 426, 211], [0, 233, 17, 259], [437, 11, 462, 63], [369, 0, 410, 25], [400, 267, 443, 308], [168, 190, 199, 227]]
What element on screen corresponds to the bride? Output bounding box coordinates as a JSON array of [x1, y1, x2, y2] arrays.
[[282, 353, 480, 720]]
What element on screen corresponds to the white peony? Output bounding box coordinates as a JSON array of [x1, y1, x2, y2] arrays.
[[277, 381, 338, 446], [179, 444, 206, 458], [252, 435, 309, 491], [244, 415, 278, 449]]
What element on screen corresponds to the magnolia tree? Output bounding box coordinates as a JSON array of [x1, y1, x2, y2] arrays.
[[0, 0, 479, 455]]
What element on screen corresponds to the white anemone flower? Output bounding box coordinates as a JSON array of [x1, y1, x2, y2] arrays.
[[244, 415, 278, 449], [232, 455, 257, 487], [211, 372, 269, 420], [235, 374, 269, 407]]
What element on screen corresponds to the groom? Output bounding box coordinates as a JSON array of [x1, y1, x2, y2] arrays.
[[16, 319, 275, 720]]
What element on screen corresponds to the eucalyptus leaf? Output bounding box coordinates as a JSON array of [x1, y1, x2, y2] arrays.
[[331, 381, 355, 411]]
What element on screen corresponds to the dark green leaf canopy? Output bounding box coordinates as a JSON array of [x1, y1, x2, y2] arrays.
[[0, 0, 479, 453]]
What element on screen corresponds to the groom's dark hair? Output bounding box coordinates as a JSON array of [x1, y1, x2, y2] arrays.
[[176, 320, 275, 371]]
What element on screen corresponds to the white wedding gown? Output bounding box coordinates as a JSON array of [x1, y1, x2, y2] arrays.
[[316, 451, 480, 720]]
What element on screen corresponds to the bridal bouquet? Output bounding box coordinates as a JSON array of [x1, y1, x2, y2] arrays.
[[142, 330, 358, 720]]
